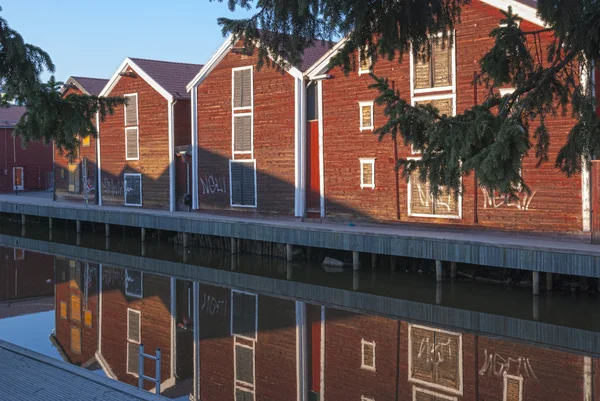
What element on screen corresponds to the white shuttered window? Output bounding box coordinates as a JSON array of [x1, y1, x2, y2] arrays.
[[229, 161, 256, 207], [233, 67, 253, 109]]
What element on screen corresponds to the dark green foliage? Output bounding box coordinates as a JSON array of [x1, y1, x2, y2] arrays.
[[0, 9, 124, 159]]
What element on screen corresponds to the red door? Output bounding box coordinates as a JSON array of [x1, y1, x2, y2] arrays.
[[306, 121, 320, 215], [307, 304, 321, 398]]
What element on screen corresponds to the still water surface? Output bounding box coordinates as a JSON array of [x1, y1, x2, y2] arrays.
[[0, 223, 599, 401]]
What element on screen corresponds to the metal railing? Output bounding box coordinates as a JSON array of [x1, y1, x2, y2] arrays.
[[138, 344, 161, 394]]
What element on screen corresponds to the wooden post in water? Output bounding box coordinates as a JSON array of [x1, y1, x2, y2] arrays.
[[371, 254, 377, 269], [231, 237, 237, 254], [141, 228, 146, 242], [450, 262, 457, 279], [48, 217, 53, 230], [436, 260, 443, 282], [21, 214, 25, 226], [390, 256, 397, 272], [105, 223, 110, 237], [76, 220, 81, 233], [183, 233, 189, 248], [286, 244, 293, 262], [546, 272, 553, 291], [532, 271, 540, 295], [353, 251, 360, 271]]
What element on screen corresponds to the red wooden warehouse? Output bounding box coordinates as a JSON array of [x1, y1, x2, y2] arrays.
[[98, 57, 202, 211], [0, 106, 53, 193]]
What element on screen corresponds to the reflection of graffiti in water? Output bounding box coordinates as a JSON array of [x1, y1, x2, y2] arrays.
[[102, 178, 123, 196], [478, 349, 537, 379], [200, 175, 227, 195], [482, 188, 537, 211], [84, 178, 95, 193], [200, 294, 227, 316]]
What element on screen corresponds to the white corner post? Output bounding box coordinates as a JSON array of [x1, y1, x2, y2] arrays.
[[295, 301, 307, 401], [193, 282, 200, 400], [96, 111, 103, 206], [294, 76, 307, 217], [191, 87, 199, 210], [168, 99, 176, 212]]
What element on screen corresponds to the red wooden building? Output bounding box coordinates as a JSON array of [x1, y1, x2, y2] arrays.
[[54, 76, 108, 204], [303, 0, 590, 233], [0, 106, 53, 193], [187, 37, 333, 216], [98, 58, 202, 211]]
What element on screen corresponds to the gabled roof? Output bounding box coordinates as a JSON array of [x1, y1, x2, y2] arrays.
[[305, 0, 542, 79], [100, 57, 204, 101], [186, 36, 336, 91], [0, 106, 26, 128], [61, 76, 108, 96]]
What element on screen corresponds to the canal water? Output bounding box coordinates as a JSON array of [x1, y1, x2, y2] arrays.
[[0, 222, 599, 401]]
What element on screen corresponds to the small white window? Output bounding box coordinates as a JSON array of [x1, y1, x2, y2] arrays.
[[360, 158, 375, 189], [229, 160, 257, 208], [13, 248, 24, 260], [361, 397, 375, 401], [125, 127, 139, 160], [232, 67, 253, 110], [125, 269, 143, 298], [126, 308, 141, 376], [412, 386, 458, 401], [124, 173, 142, 207], [231, 290, 258, 341], [124, 93, 138, 127], [361, 339, 376, 371], [359, 101, 374, 131], [358, 47, 372, 75], [499, 87, 516, 97], [503, 373, 523, 401]]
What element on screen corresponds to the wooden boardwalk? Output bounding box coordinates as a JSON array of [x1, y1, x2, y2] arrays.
[[0, 340, 166, 401]]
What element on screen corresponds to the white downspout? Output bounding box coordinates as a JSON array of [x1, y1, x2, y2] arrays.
[[96, 111, 102, 206], [191, 87, 199, 210], [294, 77, 307, 217], [168, 99, 176, 212]]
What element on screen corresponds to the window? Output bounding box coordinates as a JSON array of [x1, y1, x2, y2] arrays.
[[233, 67, 253, 109], [125, 269, 143, 298], [70, 294, 81, 322], [233, 114, 252, 153], [70, 326, 82, 355], [413, 37, 453, 92], [85, 310, 93, 328], [359, 101, 374, 131], [408, 168, 460, 218], [358, 47, 372, 75], [232, 290, 257, 401], [125, 127, 139, 160], [503, 374, 523, 401], [124, 94, 138, 126], [414, 97, 454, 117], [13, 249, 24, 261], [124, 173, 142, 207], [81, 134, 91, 147], [60, 301, 68, 320], [307, 83, 319, 121], [68, 164, 80, 193], [235, 343, 255, 386], [360, 158, 376, 189], [127, 308, 141, 375], [69, 260, 80, 289], [231, 291, 258, 340], [361, 397, 375, 401], [230, 160, 257, 208], [361, 339, 376, 371], [499, 88, 516, 97], [413, 386, 458, 401], [408, 324, 462, 394]]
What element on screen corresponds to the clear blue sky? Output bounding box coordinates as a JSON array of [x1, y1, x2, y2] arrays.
[[2, 0, 255, 82]]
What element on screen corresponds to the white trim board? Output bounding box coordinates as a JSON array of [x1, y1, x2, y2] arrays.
[[99, 58, 174, 102]]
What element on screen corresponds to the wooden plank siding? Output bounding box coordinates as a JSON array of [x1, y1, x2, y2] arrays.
[[54, 85, 99, 204], [195, 40, 297, 215], [99, 66, 171, 210], [319, 0, 584, 232]]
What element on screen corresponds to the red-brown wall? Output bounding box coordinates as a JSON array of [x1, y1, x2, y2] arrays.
[[320, 0, 583, 232], [99, 66, 171, 210], [0, 127, 53, 193], [54, 86, 99, 203], [195, 42, 297, 214], [100, 267, 172, 389], [0, 246, 54, 301]]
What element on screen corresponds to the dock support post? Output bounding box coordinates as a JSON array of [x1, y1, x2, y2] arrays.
[[141, 228, 146, 242], [436, 260, 443, 282], [287, 264, 293, 280], [48, 217, 53, 230], [352, 251, 360, 271], [532, 271, 540, 295], [286, 244, 293, 262], [353, 271, 360, 291], [546, 273, 553, 291], [436, 283, 443, 305], [76, 220, 81, 233], [182, 233, 189, 248], [141, 242, 146, 257], [21, 214, 25, 226], [371, 254, 377, 269], [533, 295, 540, 320], [450, 262, 457, 279], [231, 237, 237, 254], [390, 256, 397, 272], [105, 223, 110, 237], [76, 233, 81, 246]]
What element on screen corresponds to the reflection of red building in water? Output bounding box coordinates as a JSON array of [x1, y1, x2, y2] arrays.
[[0, 106, 53, 193], [0, 247, 53, 302]]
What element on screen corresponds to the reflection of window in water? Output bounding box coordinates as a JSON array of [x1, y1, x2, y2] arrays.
[[125, 269, 143, 298]]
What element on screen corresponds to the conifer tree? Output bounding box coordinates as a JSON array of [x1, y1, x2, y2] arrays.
[[0, 9, 124, 159], [219, 0, 600, 199]]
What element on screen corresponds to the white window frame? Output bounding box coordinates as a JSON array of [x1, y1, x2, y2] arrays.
[[232, 112, 254, 156], [503, 373, 524, 401], [126, 308, 141, 376], [230, 290, 259, 341], [13, 248, 25, 261], [229, 159, 258, 209], [412, 386, 458, 401], [499, 87, 516, 97], [410, 93, 456, 155], [123, 173, 143, 207], [359, 101, 374, 131], [358, 47, 372, 76], [12, 166, 24, 191], [123, 93, 139, 126], [406, 158, 463, 219], [233, 341, 256, 390], [231, 66, 254, 111], [361, 339, 376, 371], [361, 397, 375, 401], [409, 31, 456, 96], [359, 158, 376, 189], [407, 324, 463, 395], [125, 127, 140, 161], [124, 268, 143, 298], [127, 308, 141, 343]]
